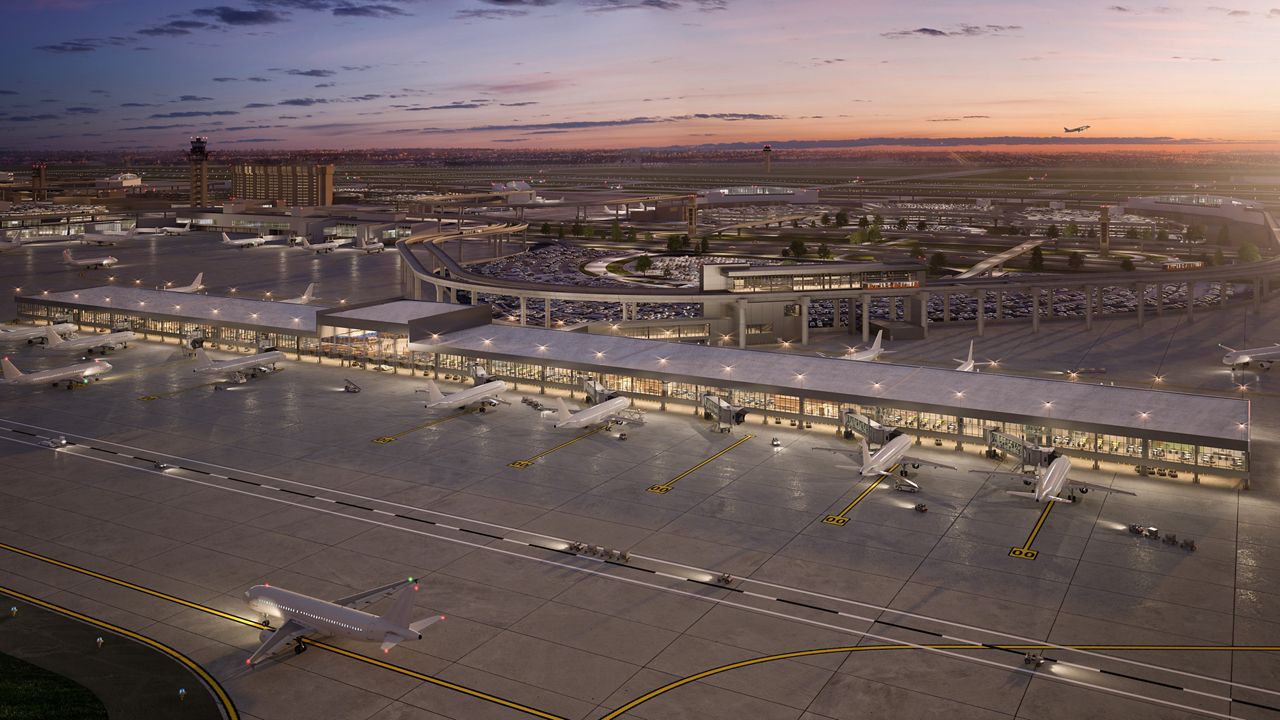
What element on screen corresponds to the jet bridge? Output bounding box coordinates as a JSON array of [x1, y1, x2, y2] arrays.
[[702, 393, 750, 432], [841, 410, 899, 448], [583, 378, 620, 405], [984, 429, 1058, 469]]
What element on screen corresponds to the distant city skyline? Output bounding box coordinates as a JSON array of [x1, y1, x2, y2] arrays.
[[4, 0, 1278, 151]]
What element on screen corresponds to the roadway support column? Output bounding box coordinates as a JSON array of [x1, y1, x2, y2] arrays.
[[1221, 281, 1230, 309], [976, 292, 985, 336], [736, 298, 747, 349], [1046, 288, 1055, 317], [1136, 283, 1145, 328], [544, 298, 551, 328], [1031, 290, 1040, 333], [800, 295, 811, 346], [1156, 283, 1164, 316], [995, 291, 1004, 320], [434, 283, 444, 303], [848, 297, 857, 335], [519, 296, 527, 326], [1187, 282, 1195, 321], [1084, 285, 1094, 330], [861, 295, 870, 343], [942, 293, 951, 323], [471, 290, 478, 306], [915, 293, 929, 338], [1255, 278, 1263, 311]]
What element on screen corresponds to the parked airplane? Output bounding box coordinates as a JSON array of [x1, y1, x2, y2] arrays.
[[222, 232, 270, 249], [161, 222, 192, 235], [354, 236, 386, 254], [954, 341, 992, 372], [548, 395, 638, 429], [163, 273, 204, 294], [81, 228, 138, 246], [281, 283, 316, 304], [974, 455, 1136, 503], [2, 356, 112, 388], [42, 326, 134, 354], [815, 434, 956, 490], [193, 348, 285, 385], [1064, 125, 1091, 133], [62, 249, 118, 269], [1220, 342, 1280, 370], [821, 330, 888, 362], [0, 234, 23, 253], [243, 578, 443, 665], [0, 323, 77, 345], [298, 236, 349, 254], [419, 378, 508, 411]]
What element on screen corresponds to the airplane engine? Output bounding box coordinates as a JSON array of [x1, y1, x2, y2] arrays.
[[258, 629, 274, 643], [1024, 478, 1034, 486], [1079, 487, 1089, 494]]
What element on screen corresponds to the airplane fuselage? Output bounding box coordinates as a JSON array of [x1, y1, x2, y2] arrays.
[[425, 380, 508, 409], [245, 585, 399, 644], [44, 331, 134, 353], [4, 359, 112, 386], [1034, 456, 1073, 501], [1222, 345, 1280, 368], [864, 434, 911, 476], [195, 351, 286, 377], [555, 395, 630, 428], [0, 323, 77, 343]]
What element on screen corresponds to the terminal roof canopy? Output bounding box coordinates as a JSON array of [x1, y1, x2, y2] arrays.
[[324, 300, 469, 325], [411, 325, 1248, 447], [31, 286, 322, 333]]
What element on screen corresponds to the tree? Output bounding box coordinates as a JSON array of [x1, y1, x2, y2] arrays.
[[666, 235, 683, 252], [1140, 228, 1154, 242], [644, 231, 654, 243], [635, 255, 653, 274], [820, 213, 831, 226], [789, 238, 808, 257], [1087, 228, 1097, 238], [790, 219, 799, 228], [916, 219, 928, 232], [540, 222, 551, 235], [1125, 227, 1139, 240], [1120, 257, 1136, 271], [1065, 222, 1080, 237], [1046, 224, 1060, 239], [1156, 229, 1169, 243], [1213, 247, 1226, 266], [835, 210, 849, 227], [1240, 242, 1262, 263], [866, 226, 882, 242], [611, 220, 622, 243], [571, 221, 583, 237], [780, 248, 792, 258], [1217, 225, 1231, 246], [927, 251, 947, 274], [699, 236, 710, 253], [907, 241, 924, 259], [1029, 246, 1045, 272], [818, 242, 833, 259], [557, 225, 566, 239], [625, 227, 637, 241], [1186, 224, 1205, 242], [859, 215, 871, 228], [896, 217, 908, 231], [1067, 251, 1085, 271], [873, 214, 884, 226]]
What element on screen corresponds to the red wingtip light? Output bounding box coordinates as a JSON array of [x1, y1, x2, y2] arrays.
[[245, 658, 252, 666], [440, 615, 446, 621], [413, 584, 419, 592], [383, 647, 390, 654]]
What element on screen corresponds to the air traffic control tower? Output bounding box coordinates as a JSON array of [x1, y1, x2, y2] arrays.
[[187, 136, 210, 208]]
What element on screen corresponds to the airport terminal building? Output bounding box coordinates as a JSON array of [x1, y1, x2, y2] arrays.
[[17, 288, 1251, 485]]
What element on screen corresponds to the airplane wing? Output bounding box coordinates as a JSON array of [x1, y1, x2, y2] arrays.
[[1067, 479, 1137, 496], [331, 578, 415, 611], [971, 469, 1038, 481], [899, 455, 956, 470], [247, 618, 310, 665]]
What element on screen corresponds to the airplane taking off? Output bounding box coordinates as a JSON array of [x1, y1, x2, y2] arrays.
[[42, 326, 134, 354], [975, 455, 1136, 503], [2, 356, 112, 388], [243, 578, 443, 665], [193, 348, 285, 384], [1064, 125, 1091, 133], [164, 273, 204, 294], [548, 395, 639, 429], [281, 283, 316, 304], [815, 434, 956, 490], [63, 249, 118, 269], [419, 378, 508, 411], [222, 232, 269, 249], [298, 236, 349, 254], [0, 323, 77, 345], [1220, 342, 1280, 370], [161, 222, 192, 235], [821, 330, 888, 362]]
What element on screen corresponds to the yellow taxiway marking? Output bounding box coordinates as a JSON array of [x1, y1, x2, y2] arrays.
[[1009, 500, 1055, 560], [138, 381, 221, 401], [0, 584, 240, 720], [647, 434, 754, 494], [599, 641, 1280, 720], [0, 541, 565, 720], [509, 425, 606, 469], [373, 409, 473, 444], [822, 465, 898, 525]]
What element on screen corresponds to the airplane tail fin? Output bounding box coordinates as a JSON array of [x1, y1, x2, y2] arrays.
[[379, 583, 418, 630], [44, 326, 63, 346], [299, 236, 312, 248], [869, 330, 883, 353], [191, 272, 203, 290], [965, 340, 973, 364], [194, 348, 213, 369], [423, 379, 445, 404], [299, 283, 314, 302], [1064, 127, 1069, 133], [860, 439, 872, 470], [1, 357, 22, 381], [555, 397, 572, 423], [221, 232, 231, 244], [62, 249, 74, 263]]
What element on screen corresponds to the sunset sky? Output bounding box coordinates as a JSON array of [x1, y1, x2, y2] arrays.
[[3, 0, 1279, 151]]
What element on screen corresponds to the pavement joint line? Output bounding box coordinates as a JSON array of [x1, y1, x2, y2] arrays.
[[509, 425, 606, 468], [647, 434, 754, 494], [4, 420, 1276, 698], [1010, 500, 1055, 561], [0, 542, 566, 720], [0, 584, 240, 720]]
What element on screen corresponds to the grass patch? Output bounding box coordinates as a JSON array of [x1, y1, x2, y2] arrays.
[[604, 260, 633, 276], [0, 651, 107, 720]]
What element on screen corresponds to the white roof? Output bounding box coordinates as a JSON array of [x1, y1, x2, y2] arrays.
[[411, 325, 1248, 446], [325, 300, 466, 325], [33, 286, 322, 333]]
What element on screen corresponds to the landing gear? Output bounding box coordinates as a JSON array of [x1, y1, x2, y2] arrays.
[[899, 468, 910, 477], [294, 641, 306, 655], [911, 463, 920, 469]]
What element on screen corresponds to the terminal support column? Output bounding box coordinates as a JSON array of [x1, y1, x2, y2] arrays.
[[996, 291, 1004, 320], [1084, 285, 1094, 330], [519, 296, 527, 326], [1046, 288, 1055, 317], [861, 294, 870, 343], [1187, 282, 1195, 321], [800, 295, 810, 346], [1156, 282, 1164, 316], [847, 297, 857, 335], [543, 298, 551, 328], [975, 292, 985, 336], [1136, 283, 1145, 327], [1221, 281, 1230, 309], [1031, 290, 1040, 333], [942, 293, 951, 323], [914, 293, 929, 338], [736, 298, 747, 349], [1254, 278, 1263, 311]]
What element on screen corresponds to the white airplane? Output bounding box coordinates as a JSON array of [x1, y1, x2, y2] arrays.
[[2, 356, 112, 388], [815, 434, 956, 490], [164, 273, 204, 294], [974, 455, 1137, 503], [281, 283, 316, 304], [298, 236, 349, 254], [1220, 342, 1280, 370], [548, 395, 638, 429], [0, 234, 21, 253], [821, 330, 888, 362], [42, 326, 135, 354], [954, 341, 993, 372], [418, 378, 508, 411], [0, 323, 77, 345], [222, 232, 269, 249], [243, 578, 443, 665], [81, 228, 137, 246], [63, 248, 118, 269], [1064, 125, 1091, 133], [354, 236, 386, 254], [161, 222, 192, 235], [193, 348, 286, 384]]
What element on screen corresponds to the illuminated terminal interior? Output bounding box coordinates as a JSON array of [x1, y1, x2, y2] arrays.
[[18, 288, 1249, 482]]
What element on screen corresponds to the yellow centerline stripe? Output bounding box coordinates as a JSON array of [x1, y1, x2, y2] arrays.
[[138, 381, 220, 401], [1022, 500, 1055, 549], [0, 584, 239, 720], [373, 409, 472, 444], [0, 542, 565, 720], [648, 434, 754, 493], [599, 641, 1280, 720], [509, 425, 605, 468]]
